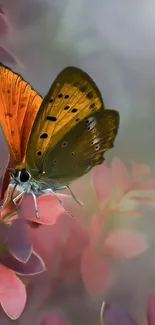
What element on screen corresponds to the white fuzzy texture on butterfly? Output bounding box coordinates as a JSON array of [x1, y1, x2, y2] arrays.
[[1, 170, 82, 220]]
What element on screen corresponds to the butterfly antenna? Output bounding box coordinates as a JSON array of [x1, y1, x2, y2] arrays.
[[29, 191, 40, 219], [66, 185, 84, 207], [0, 167, 15, 172]]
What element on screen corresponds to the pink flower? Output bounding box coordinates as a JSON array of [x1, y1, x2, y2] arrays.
[[0, 217, 45, 319], [80, 158, 155, 296], [92, 157, 155, 215]]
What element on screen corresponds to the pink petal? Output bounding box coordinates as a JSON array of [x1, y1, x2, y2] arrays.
[[0, 265, 26, 319], [92, 164, 114, 201], [102, 230, 148, 259], [81, 245, 110, 295], [41, 311, 67, 325], [1, 251, 46, 276], [90, 216, 103, 245], [18, 194, 66, 225], [18, 193, 82, 225], [111, 157, 131, 191], [7, 219, 32, 262], [131, 160, 151, 180], [147, 291, 155, 325]]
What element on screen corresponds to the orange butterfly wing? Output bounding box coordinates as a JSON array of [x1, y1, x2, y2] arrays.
[[0, 63, 42, 169]]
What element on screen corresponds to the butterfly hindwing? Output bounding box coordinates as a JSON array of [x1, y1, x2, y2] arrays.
[[26, 67, 105, 173], [43, 109, 119, 187], [28, 107, 119, 188], [0, 63, 42, 168]]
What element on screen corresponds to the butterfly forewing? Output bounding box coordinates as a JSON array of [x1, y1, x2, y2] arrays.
[[26, 67, 104, 173], [0, 63, 42, 168]]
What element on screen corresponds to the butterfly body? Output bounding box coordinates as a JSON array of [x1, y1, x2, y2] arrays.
[[0, 64, 120, 219]]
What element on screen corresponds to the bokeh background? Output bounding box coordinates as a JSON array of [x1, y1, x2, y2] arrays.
[[1, 1, 155, 324]]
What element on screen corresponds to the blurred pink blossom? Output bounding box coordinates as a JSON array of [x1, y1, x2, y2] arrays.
[[0, 217, 45, 319], [80, 157, 155, 296], [92, 157, 155, 215]]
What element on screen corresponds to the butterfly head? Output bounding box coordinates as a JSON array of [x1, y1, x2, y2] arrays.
[[13, 169, 31, 185]]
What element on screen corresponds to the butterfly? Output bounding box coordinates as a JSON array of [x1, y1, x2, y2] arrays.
[[0, 63, 120, 219]]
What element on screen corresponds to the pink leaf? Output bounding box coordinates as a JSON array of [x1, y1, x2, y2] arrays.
[[81, 245, 110, 295], [0, 265, 26, 319], [102, 230, 148, 259]]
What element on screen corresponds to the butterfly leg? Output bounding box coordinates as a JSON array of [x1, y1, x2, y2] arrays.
[[10, 183, 18, 203], [42, 188, 75, 219], [29, 191, 40, 219], [66, 185, 84, 207], [12, 190, 26, 205]]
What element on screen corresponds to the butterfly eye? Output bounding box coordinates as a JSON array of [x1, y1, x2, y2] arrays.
[[20, 170, 31, 183]]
